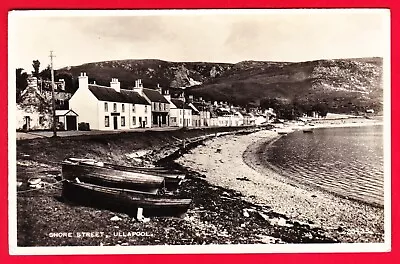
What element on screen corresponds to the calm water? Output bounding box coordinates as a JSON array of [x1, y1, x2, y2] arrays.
[[262, 125, 384, 207]]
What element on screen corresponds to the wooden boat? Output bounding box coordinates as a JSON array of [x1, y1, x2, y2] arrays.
[[62, 180, 192, 217], [62, 160, 165, 194], [276, 128, 292, 135], [303, 128, 314, 133], [64, 158, 184, 191]]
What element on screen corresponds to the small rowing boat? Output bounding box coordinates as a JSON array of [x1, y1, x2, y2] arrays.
[[64, 158, 185, 190], [62, 180, 192, 217], [62, 160, 165, 194]]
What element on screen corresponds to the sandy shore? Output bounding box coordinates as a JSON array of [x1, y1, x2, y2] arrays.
[[176, 119, 385, 243]]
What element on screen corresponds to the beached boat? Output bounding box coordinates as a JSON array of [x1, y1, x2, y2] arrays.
[[276, 128, 292, 135], [303, 127, 314, 133], [64, 158, 184, 191], [62, 160, 165, 194], [62, 180, 192, 217]]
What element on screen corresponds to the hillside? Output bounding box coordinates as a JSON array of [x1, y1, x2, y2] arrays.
[[59, 57, 384, 114], [187, 58, 384, 113], [59, 59, 233, 89]]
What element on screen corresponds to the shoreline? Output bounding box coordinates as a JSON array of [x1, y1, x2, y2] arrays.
[[16, 126, 339, 246], [176, 118, 384, 243]]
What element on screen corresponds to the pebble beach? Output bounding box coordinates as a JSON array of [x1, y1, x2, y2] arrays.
[[176, 119, 385, 243]]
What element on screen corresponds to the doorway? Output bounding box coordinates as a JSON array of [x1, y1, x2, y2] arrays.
[[66, 116, 77, 130], [113, 116, 118, 129], [24, 116, 31, 131], [139, 117, 142, 128]]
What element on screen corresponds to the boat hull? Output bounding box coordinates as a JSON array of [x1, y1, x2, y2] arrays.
[[62, 162, 164, 194], [64, 158, 184, 191], [62, 181, 192, 217], [102, 163, 184, 191]]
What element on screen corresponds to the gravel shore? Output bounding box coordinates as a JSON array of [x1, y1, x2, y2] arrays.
[[176, 123, 385, 243]]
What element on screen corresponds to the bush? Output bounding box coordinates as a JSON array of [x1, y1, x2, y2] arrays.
[[78, 122, 90, 131], [57, 122, 65, 131]]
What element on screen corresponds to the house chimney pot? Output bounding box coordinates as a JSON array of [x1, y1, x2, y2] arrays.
[[110, 78, 120, 92], [78, 72, 89, 90]]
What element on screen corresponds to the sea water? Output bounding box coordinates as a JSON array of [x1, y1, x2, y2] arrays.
[[262, 125, 384, 207]]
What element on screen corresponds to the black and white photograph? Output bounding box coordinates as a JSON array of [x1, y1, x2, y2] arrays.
[[8, 9, 391, 254]]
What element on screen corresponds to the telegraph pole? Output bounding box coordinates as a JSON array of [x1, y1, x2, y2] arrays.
[[50, 51, 57, 137], [182, 90, 186, 148]]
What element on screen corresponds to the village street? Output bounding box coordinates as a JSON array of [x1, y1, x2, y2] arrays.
[[16, 126, 181, 140]]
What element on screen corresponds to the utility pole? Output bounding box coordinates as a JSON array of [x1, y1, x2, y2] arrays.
[[182, 90, 186, 148], [50, 51, 57, 137]]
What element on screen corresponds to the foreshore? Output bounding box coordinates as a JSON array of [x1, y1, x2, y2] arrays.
[[15, 118, 385, 246], [176, 117, 385, 243]]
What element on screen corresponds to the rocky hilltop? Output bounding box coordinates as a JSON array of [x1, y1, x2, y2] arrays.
[[59, 57, 383, 114]]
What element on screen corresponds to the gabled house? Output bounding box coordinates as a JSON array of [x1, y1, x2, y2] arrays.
[[133, 80, 170, 127], [168, 98, 192, 127], [16, 84, 52, 131], [69, 73, 151, 130], [189, 101, 211, 127]]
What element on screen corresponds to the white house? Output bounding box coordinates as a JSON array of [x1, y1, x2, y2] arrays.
[[168, 98, 192, 127], [69, 73, 151, 130], [189, 102, 211, 127], [55, 109, 79, 130], [133, 80, 170, 127]]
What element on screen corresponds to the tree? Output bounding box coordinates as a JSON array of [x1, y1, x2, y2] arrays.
[[32, 60, 40, 78], [16, 68, 28, 102], [39, 65, 51, 80]]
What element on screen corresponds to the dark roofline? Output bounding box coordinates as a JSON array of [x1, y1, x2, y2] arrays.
[[88, 85, 150, 105]]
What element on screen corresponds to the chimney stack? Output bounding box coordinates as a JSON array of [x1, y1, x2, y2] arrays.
[[110, 78, 120, 92], [134, 79, 143, 95], [78, 72, 89, 90], [163, 88, 171, 102], [156, 83, 162, 94]]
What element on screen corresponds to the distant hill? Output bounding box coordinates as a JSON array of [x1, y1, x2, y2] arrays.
[[59, 59, 233, 89], [59, 57, 384, 114]]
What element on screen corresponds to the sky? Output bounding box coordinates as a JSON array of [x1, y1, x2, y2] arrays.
[[9, 9, 390, 72]]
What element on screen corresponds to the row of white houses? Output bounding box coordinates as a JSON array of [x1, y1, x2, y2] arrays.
[[68, 73, 272, 131], [16, 72, 272, 131]]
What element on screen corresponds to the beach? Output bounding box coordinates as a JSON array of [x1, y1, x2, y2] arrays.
[[15, 119, 385, 246], [176, 118, 385, 243]]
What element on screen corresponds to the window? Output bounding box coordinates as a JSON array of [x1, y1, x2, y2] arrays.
[[39, 116, 45, 125], [121, 116, 125, 127], [104, 102, 108, 112], [144, 117, 147, 124], [105, 116, 110, 127], [132, 116, 136, 125], [132, 104, 135, 112], [122, 104, 125, 113], [180, 110, 182, 115], [180, 118, 182, 124], [145, 106, 148, 113], [171, 117, 177, 123], [161, 103, 164, 111], [113, 103, 117, 112]]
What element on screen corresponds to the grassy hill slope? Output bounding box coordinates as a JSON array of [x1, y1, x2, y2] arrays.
[[59, 57, 384, 114]]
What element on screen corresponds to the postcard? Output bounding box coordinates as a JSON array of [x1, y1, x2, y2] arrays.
[[8, 8, 391, 255]]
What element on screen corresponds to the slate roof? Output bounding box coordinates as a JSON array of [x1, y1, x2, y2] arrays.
[[171, 99, 192, 110], [142, 88, 169, 103], [191, 102, 209, 111], [88, 85, 150, 105]]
